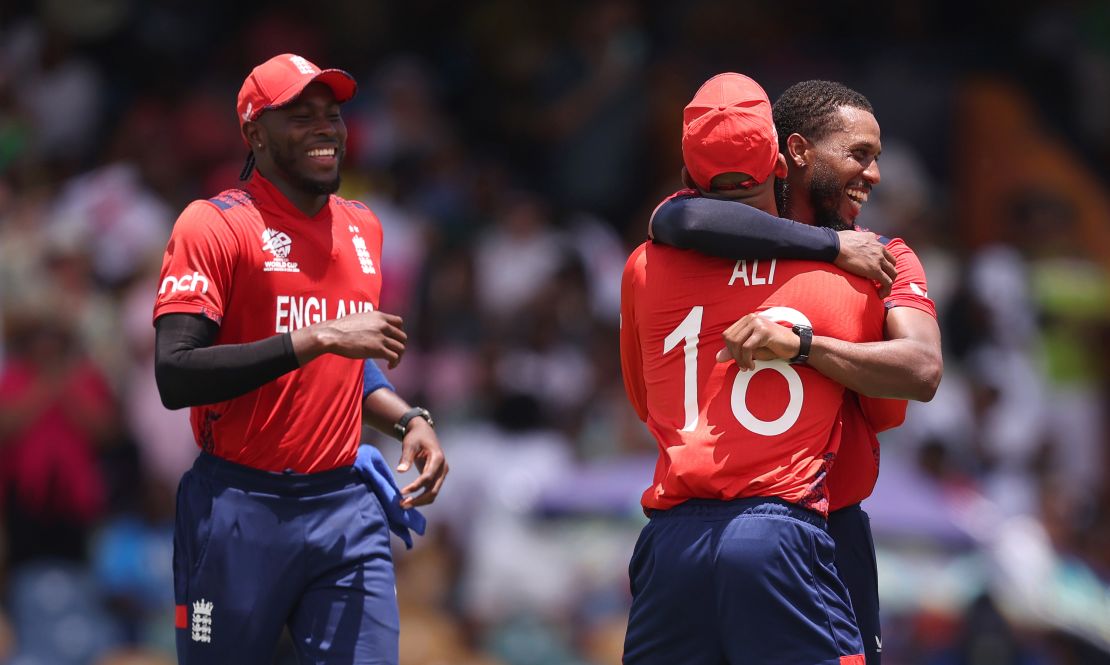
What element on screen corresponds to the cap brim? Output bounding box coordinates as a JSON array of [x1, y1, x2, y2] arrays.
[[268, 68, 358, 111]]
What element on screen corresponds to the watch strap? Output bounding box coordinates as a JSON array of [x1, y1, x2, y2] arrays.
[[393, 406, 433, 440], [789, 324, 812, 365]]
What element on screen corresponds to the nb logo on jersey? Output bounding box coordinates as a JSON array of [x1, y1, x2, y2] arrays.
[[910, 282, 928, 298], [160, 272, 209, 295], [242, 102, 253, 121]]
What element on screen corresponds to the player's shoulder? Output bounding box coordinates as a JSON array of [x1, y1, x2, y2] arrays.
[[177, 189, 256, 224], [853, 226, 923, 269], [330, 195, 382, 231], [623, 242, 650, 278], [877, 234, 912, 254], [330, 194, 376, 217], [175, 193, 240, 227], [205, 188, 255, 213], [626, 241, 649, 265], [169, 191, 264, 252], [650, 188, 699, 219], [876, 235, 928, 276], [657, 187, 699, 207]]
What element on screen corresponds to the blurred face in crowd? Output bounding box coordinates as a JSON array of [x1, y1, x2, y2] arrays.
[[787, 105, 882, 230], [248, 82, 347, 199]]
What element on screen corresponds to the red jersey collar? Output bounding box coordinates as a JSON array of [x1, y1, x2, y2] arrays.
[[245, 171, 333, 222]]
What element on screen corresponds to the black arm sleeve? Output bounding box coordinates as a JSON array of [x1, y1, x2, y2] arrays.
[[154, 313, 300, 410], [650, 195, 841, 262]]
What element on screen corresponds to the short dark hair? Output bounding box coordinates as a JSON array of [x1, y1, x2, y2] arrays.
[[772, 80, 874, 151]]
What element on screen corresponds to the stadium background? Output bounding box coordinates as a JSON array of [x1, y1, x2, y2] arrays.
[[1, 0, 1110, 663]]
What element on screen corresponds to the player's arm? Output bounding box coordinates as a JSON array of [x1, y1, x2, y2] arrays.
[[361, 361, 447, 508], [650, 194, 896, 295], [154, 313, 299, 409], [717, 243, 942, 402], [153, 309, 407, 409], [807, 241, 942, 401], [717, 309, 940, 401], [806, 307, 941, 401]]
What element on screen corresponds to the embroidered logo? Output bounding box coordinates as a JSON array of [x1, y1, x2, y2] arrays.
[[262, 228, 299, 273], [909, 282, 928, 298], [191, 599, 213, 643], [347, 225, 376, 274], [289, 55, 318, 75]]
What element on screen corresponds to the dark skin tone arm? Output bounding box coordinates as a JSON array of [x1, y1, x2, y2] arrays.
[[291, 310, 407, 369], [716, 306, 942, 401], [808, 307, 941, 401], [362, 388, 448, 508]]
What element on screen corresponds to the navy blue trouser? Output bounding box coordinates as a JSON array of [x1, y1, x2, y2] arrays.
[[828, 503, 881, 665], [173, 453, 399, 665], [623, 498, 864, 665]]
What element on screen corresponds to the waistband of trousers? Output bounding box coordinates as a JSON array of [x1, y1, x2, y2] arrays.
[[192, 452, 360, 496], [649, 497, 826, 529]]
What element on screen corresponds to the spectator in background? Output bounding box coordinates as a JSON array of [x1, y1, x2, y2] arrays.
[[0, 301, 116, 566]]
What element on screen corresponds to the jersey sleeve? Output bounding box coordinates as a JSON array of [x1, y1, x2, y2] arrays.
[[855, 395, 907, 433], [153, 201, 239, 325], [363, 360, 395, 398], [619, 245, 649, 422], [882, 238, 936, 318], [649, 191, 840, 262]]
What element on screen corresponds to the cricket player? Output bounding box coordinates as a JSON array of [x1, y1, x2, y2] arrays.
[[620, 72, 873, 665], [153, 53, 447, 664]]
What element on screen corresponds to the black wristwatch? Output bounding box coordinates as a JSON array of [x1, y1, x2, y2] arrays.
[[393, 406, 434, 440], [788, 324, 813, 365]]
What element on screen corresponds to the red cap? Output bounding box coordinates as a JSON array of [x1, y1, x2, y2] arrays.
[[236, 53, 357, 134], [681, 73, 778, 191]]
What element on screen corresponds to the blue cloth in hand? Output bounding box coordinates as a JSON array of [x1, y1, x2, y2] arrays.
[[354, 444, 427, 549]]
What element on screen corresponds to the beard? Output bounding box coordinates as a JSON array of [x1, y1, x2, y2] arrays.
[[270, 142, 342, 196], [807, 159, 852, 231]]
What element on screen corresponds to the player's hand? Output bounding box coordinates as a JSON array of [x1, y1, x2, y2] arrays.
[[714, 313, 799, 370], [834, 230, 897, 298], [396, 419, 448, 508], [302, 311, 407, 368]]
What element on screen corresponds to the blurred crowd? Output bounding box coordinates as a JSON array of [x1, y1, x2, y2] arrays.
[[1, 1, 1110, 664]]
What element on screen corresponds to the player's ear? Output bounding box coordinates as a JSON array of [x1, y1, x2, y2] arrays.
[[681, 166, 696, 190], [773, 153, 788, 179], [243, 122, 263, 151], [785, 133, 809, 169]]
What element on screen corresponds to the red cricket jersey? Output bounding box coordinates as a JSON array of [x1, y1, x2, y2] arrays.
[[827, 237, 936, 511], [620, 242, 886, 516], [152, 173, 384, 473]]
